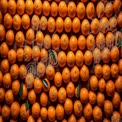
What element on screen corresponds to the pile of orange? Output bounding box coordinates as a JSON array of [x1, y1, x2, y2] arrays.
[[0, 0, 122, 121]]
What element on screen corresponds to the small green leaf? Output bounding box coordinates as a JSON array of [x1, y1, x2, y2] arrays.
[[49, 50, 56, 63], [26, 99, 30, 110], [77, 84, 81, 98], [117, 36, 122, 48], [19, 82, 23, 98], [42, 79, 48, 88]]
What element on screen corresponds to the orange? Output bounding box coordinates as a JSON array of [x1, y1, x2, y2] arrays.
[[32, 102, 40, 119], [13, 14, 21, 31], [62, 67, 70, 84], [60, 34, 69, 51], [75, 50, 84, 67], [58, 1, 67, 18], [77, 2, 85, 20], [58, 87, 66, 104], [88, 91, 96, 105], [28, 89, 36, 104], [48, 106, 56, 122], [1, 105, 10, 120], [97, 92, 105, 107], [113, 0, 122, 14], [54, 72, 62, 87], [27, 115, 35, 122], [17, 0, 25, 15], [51, 2, 58, 17], [5, 89, 14, 105], [105, 2, 113, 18], [78, 35, 86, 51], [112, 111, 121, 122], [10, 102, 20, 119], [67, 51, 75, 67], [0, 0, 8, 14], [0, 116, 3, 122], [118, 59, 122, 74], [42, 78, 50, 92], [8, 49, 16, 64], [49, 86, 58, 102], [52, 34, 60, 51], [15, 31, 24, 47], [68, 1, 76, 19], [102, 47, 110, 64], [109, 17, 117, 32], [106, 80, 115, 97], [19, 64, 27, 79], [91, 18, 99, 35], [104, 100, 113, 117], [3, 73, 12, 89], [96, 1, 105, 18], [0, 71, 3, 86], [90, 75, 98, 91], [68, 114, 77, 122], [21, 83, 28, 100], [115, 76, 122, 93], [0, 88, 5, 103], [94, 64, 103, 79], [64, 98, 73, 115], [37, 117, 43, 122], [81, 19, 90, 36], [64, 17, 72, 33], [72, 17, 80, 33], [40, 92, 48, 107], [98, 78, 106, 92], [119, 101, 122, 116], [62, 119, 67, 122], [69, 35, 77, 52], [21, 14, 30, 30], [34, 0, 42, 15], [25, 0, 33, 15], [4, 13, 13, 29], [111, 63, 119, 78], [43, 1, 50, 17], [80, 88, 89, 104], [56, 104, 64, 120], [37, 62, 45, 78], [0, 24, 5, 41], [86, 2, 95, 19], [32, 46, 40, 61], [71, 66, 79, 82], [12, 80, 20, 95], [77, 116, 86, 122], [40, 107, 47, 120], [8, 0, 16, 15], [83, 103, 93, 120], [34, 78, 43, 94], [44, 34, 52, 50], [93, 106, 103, 122], [36, 31, 44, 48], [40, 16, 47, 31], [56, 17, 63, 33], [80, 65, 89, 82], [20, 103, 30, 120], [16, 48, 24, 62], [103, 118, 111, 122], [74, 100, 83, 117], [81, 0, 87, 3], [0, 59, 10, 74]]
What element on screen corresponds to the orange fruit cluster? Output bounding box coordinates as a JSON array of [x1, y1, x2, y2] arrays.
[[0, 0, 122, 121]]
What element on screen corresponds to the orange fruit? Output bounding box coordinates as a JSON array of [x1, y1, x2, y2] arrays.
[[102, 47, 110, 64], [54, 72, 62, 87], [119, 101, 122, 116], [0, 71, 3, 86], [16, 0, 25, 15], [103, 118, 111, 122], [69, 35, 77, 52], [34, 77, 43, 94], [8, 0, 16, 15], [51, 1, 58, 17], [64, 17, 72, 33], [78, 35, 86, 51], [113, 0, 122, 14], [80, 65, 89, 82], [21, 14, 30, 30], [106, 80, 115, 97], [0, 116, 3, 122], [5, 89, 14, 105], [3, 73, 12, 89], [13, 14, 21, 31], [77, 2, 85, 20], [71, 66, 79, 82], [42, 78, 50, 92], [1, 105, 10, 120], [32, 102, 40, 119], [111, 63, 119, 78], [27, 115, 35, 122], [115, 76, 122, 93], [88, 91, 96, 105], [105, 2, 113, 18], [19, 64, 27, 79], [104, 100, 113, 117], [109, 16, 117, 31], [94, 64, 103, 79], [118, 59, 122, 74], [0, 88, 5, 103], [20, 103, 30, 120], [58, 87, 66, 104], [43, 1, 50, 17], [56, 104, 64, 120], [25, 0, 33, 15], [86, 2, 95, 19], [64, 98, 73, 115], [77, 116, 86, 122], [10, 102, 20, 119], [72, 17, 80, 33], [37, 62, 45, 78], [21, 83, 28, 100], [112, 111, 121, 122], [12, 80, 20, 95], [90, 75, 98, 91], [74, 100, 83, 117], [62, 67, 70, 84], [32, 46, 40, 61], [48, 106, 56, 122], [40, 92, 48, 107], [31, 15, 39, 31], [80, 88, 89, 104], [68, 2, 76, 19], [36, 31, 44, 48], [40, 107, 47, 120], [0, 59, 10, 74], [62, 119, 67, 122], [93, 106, 103, 122], [67, 51, 75, 67], [68, 114, 77, 122], [34, 0, 42, 15], [56, 17, 63, 33], [8, 49, 16, 64], [91, 18, 99, 35], [83, 103, 93, 120], [97, 92, 105, 107], [58, 1, 67, 18], [96, 1, 105, 18], [52, 34, 60, 51], [0, 0, 8, 14], [37, 117, 43, 122], [0, 24, 5, 41], [40, 16, 47, 31], [43, 34, 51, 50], [81, 19, 90, 36], [28, 89, 36, 104], [16, 48, 24, 62]]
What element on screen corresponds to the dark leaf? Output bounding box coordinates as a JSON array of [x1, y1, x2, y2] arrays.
[[42, 79, 48, 88], [19, 82, 23, 98], [26, 99, 30, 110]]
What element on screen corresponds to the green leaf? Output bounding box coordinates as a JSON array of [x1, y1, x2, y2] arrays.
[[49, 50, 56, 63], [77, 84, 81, 98], [19, 82, 23, 98], [117, 36, 122, 48], [42, 79, 48, 88], [26, 99, 30, 110]]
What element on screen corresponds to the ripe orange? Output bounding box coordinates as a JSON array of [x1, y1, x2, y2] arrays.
[[32, 46, 40, 61], [111, 46, 119, 63], [43, 1, 50, 17], [34, 0, 42, 15], [54, 72, 62, 87], [115, 76, 122, 93], [97, 92, 105, 107], [102, 47, 110, 64], [16, 48, 24, 62], [31, 15, 39, 31], [44, 34, 52, 50], [37, 62, 45, 78], [40, 16, 47, 31], [98, 78, 106, 92], [40, 107, 47, 120], [56, 17, 63, 33], [91, 18, 99, 35], [17, 0, 25, 15], [111, 63, 119, 78], [71, 66, 79, 82], [0, 71, 3, 86], [77, 116, 86, 122], [58, 87, 66, 104], [67, 51, 75, 67], [48, 106, 56, 121], [105, 2, 113, 18], [27, 115, 35, 122], [8, 49, 16, 64], [56, 104, 64, 120], [1, 105, 10, 120], [118, 59, 122, 74], [40, 92, 48, 107], [112, 111, 121, 122], [8, 0, 16, 15], [113, 0, 122, 14], [88, 91, 96, 105], [52, 34, 60, 51], [68, 114, 77, 122], [119, 101, 122, 116], [12, 80, 20, 95], [28, 89, 36, 104], [109, 16, 117, 31], [0, 24, 5, 41], [21, 83, 28, 100], [64, 17, 72, 33], [90, 75, 98, 91], [69, 36, 77, 52], [25, 0, 33, 15], [0, 0, 8, 14], [78, 35, 86, 51], [94, 64, 103, 79], [72, 17, 80, 33], [0, 88, 5, 103], [19, 64, 27, 79], [40, 48, 48, 63], [13, 14, 21, 30], [51, 2, 58, 17], [32, 102, 40, 119]]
